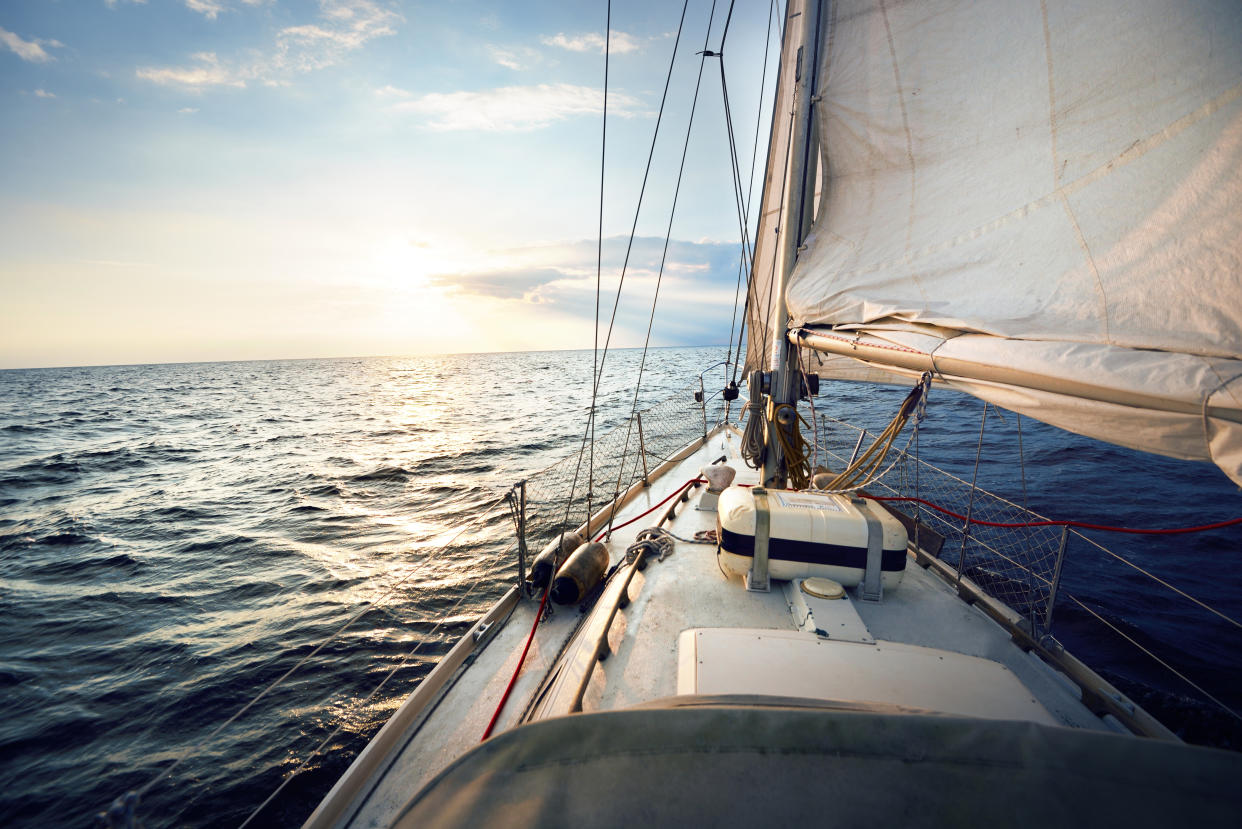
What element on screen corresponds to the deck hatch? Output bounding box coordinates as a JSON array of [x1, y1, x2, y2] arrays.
[[677, 628, 1058, 725]]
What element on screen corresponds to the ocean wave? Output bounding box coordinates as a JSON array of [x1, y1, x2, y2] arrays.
[[349, 465, 413, 483], [1, 423, 44, 434], [2, 349, 1238, 828]]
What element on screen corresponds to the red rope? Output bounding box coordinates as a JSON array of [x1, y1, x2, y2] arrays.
[[481, 476, 703, 741], [481, 583, 550, 741], [593, 477, 704, 541], [863, 494, 1242, 535]]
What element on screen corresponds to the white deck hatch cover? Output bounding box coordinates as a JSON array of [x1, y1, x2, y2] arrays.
[[677, 628, 1057, 725]]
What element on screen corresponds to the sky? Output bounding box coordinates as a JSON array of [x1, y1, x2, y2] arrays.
[[0, 0, 781, 369]]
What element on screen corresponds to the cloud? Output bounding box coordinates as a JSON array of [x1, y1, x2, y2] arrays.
[[1, 26, 63, 63], [137, 0, 400, 89], [178, 107, 199, 114], [373, 84, 410, 97], [391, 83, 642, 131], [137, 52, 246, 89], [185, 0, 226, 19], [433, 236, 741, 302], [487, 45, 541, 71], [33, 89, 56, 98], [541, 31, 639, 55], [427, 236, 746, 346]]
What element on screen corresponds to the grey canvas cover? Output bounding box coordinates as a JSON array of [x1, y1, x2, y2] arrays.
[[394, 698, 1242, 828]]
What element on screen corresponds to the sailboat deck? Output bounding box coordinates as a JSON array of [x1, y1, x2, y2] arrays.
[[324, 429, 1116, 829]]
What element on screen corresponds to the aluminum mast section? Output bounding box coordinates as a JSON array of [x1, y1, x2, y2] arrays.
[[762, 0, 824, 489]]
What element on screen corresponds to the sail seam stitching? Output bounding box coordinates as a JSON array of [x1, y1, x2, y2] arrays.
[[1056, 193, 1112, 344]]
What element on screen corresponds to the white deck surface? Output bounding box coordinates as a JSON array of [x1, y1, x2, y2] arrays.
[[332, 429, 1111, 828]]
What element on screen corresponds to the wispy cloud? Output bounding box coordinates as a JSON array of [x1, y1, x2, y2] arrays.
[[137, 52, 245, 89], [432, 237, 740, 300], [541, 31, 639, 55], [428, 236, 743, 344], [391, 83, 642, 131], [137, 0, 400, 90], [487, 45, 541, 71], [1, 26, 63, 63], [185, 0, 227, 20], [178, 107, 199, 114], [33, 89, 56, 98], [373, 84, 410, 97]]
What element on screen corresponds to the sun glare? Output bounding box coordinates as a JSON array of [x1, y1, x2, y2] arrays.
[[369, 238, 440, 290]]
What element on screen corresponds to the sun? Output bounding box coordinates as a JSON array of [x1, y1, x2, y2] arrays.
[[369, 237, 439, 291]]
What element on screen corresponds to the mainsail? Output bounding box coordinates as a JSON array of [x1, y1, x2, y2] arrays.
[[765, 0, 1242, 484]]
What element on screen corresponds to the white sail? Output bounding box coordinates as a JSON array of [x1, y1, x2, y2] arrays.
[[786, 0, 1242, 484]]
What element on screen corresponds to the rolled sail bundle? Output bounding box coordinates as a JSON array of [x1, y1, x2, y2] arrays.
[[527, 531, 584, 591], [551, 542, 609, 605]]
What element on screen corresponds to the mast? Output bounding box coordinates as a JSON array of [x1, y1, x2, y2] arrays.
[[762, 0, 823, 489]]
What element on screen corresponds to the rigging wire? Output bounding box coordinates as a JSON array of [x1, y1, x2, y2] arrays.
[[718, 42, 757, 385], [589, 0, 613, 526], [599, 0, 719, 538], [596, 477, 706, 542], [484, 475, 705, 742], [562, 0, 691, 537], [725, 0, 770, 390], [752, 3, 795, 376]]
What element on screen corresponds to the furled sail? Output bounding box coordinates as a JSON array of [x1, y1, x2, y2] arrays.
[[743, 0, 804, 379], [786, 0, 1242, 484]]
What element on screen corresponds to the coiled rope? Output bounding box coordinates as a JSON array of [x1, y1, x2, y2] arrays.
[[816, 374, 930, 493], [740, 370, 766, 469], [770, 402, 812, 489]]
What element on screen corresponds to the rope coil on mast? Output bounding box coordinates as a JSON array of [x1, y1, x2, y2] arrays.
[[740, 370, 766, 469]]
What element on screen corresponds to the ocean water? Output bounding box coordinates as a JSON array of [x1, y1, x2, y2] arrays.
[[1, 348, 1239, 827]]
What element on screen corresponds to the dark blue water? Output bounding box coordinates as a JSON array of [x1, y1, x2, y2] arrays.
[[1, 349, 1239, 827]]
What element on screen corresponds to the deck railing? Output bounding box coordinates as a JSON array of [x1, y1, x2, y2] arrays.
[[515, 382, 731, 551]]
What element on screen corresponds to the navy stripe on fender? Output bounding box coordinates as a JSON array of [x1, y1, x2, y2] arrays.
[[718, 527, 907, 572]]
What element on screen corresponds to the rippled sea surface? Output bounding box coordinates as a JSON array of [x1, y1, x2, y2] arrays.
[[1, 348, 1239, 827]]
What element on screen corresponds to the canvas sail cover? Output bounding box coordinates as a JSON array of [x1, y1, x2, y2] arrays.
[[785, 0, 1242, 484]]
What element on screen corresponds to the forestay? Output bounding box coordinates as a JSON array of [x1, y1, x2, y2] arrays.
[[782, 0, 1242, 483]]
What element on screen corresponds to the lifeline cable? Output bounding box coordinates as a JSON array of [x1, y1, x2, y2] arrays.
[[862, 494, 1242, 535]]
